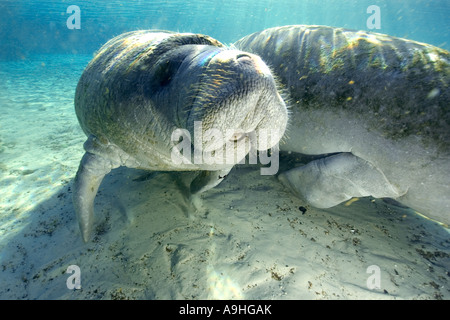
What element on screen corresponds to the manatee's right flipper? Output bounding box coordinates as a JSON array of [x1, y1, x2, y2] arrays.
[[190, 168, 232, 194], [73, 152, 115, 242], [278, 152, 403, 208]]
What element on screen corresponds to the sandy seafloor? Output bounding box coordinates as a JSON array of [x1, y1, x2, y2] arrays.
[[0, 54, 449, 300]]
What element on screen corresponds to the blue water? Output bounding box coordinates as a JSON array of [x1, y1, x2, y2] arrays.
[[0, 0, 449, 300], [1, 0, 449, 59]]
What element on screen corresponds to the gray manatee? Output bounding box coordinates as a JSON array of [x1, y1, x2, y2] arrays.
[[235, 25, 450, 224], [74, 30, 288, 242]]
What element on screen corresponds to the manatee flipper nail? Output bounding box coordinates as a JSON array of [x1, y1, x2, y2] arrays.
[[190, 168, 232, 194]]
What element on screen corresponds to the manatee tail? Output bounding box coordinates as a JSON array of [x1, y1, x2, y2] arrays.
[[73, 152, 114, 242]]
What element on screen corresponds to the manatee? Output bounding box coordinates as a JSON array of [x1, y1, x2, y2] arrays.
[[74, 30, 288, 241], [235, 25, 450, 224]]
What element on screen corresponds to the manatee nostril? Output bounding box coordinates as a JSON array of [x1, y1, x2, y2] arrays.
[[229, 131, 245, 142]]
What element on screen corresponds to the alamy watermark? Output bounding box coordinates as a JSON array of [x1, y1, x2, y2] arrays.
[[66, 265, 81, 290], [367, 5, 381, 29], [66, 5, 81, 29], [171, 121, 280, 175], [366, 265, 381, 290]]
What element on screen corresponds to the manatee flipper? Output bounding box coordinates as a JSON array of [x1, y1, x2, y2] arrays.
[[73, 152, 117, 242], [278, 153, 403, 208], [190, 168, 232, 194]]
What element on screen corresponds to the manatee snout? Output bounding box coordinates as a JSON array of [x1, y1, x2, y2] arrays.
[[188, 48, 287, 153]]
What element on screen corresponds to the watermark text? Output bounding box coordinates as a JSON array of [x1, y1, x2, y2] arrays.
[[66, 5, 81, 29], [171, 121, 280, 175], [367, 5, 381, 29], [66, 264, 81, 290]]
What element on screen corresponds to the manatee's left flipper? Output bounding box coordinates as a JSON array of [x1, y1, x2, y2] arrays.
[[278, 152, 403, 208], [190, 168, 232, 195], [73, 152, 117, 242]]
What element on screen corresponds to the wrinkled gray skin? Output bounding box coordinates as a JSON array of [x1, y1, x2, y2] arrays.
[[235, 25, 450, 224], [74, 30, 287, 242]]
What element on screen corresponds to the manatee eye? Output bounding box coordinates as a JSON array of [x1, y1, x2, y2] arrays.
[[155, 58, 183, 86], [236, 53, 251, 60]]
